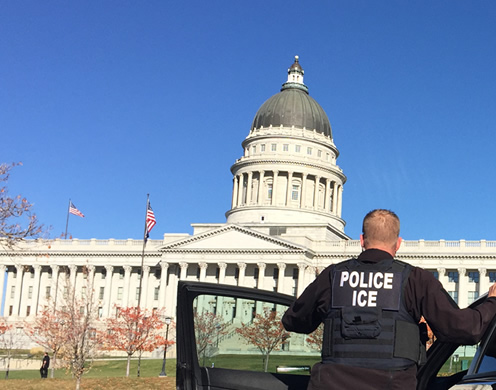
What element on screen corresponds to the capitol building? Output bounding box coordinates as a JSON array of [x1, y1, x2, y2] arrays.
[[1, 57, 495, 348]]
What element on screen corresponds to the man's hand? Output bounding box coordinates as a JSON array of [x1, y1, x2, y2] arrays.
[[489, 283, 496, 298]]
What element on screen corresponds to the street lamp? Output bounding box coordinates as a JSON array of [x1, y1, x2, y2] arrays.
[[159, 316, 172, 377]]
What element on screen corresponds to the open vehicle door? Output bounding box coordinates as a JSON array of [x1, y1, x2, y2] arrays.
[[176, 281, 319, 390], [176, 281, 496, 390]]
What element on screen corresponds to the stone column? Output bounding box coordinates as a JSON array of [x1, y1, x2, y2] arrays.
[[338, 185, 344, 216], [199, 262, 208, 282], [69, 264, 78, 292], [103, 265, 113, 317], [14, 265, 24, 317], [158, 262, 169, 309], [313, 176, 320, 209], [297, 263, 307, 297], [179, 262, 188, 280], [51, 265, 60, 308], [246, 172, 253, 205], [166, 265, 178, 318], [458, 268, 468, 308], [122, 265, 132, 307], [0, 265, 5, 316], [324, 178, 330, 211], [141, 265, 150, 308], [277, 263, 286, 293], [479, 268, 489, 300], [237, 174, 244, 206], [437, 268, 448, 288], [332, 182, 338, 214], [31, 265, 42, 316], [232, 176, 238, 208], [286, 172, 293, 206], [218, 262, 227, 284], [301, 174, 307, 208], [257, 262, 266, 290], [271, 171, 279, 206], [237, 262, 246, 287], [258, 171, 265, 204]]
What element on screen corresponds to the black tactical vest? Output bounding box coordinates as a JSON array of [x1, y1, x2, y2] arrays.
[[321, 258, 425, 370]]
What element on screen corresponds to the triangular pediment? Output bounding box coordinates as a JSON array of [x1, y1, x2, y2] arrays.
[[158, 224, 305, 252]]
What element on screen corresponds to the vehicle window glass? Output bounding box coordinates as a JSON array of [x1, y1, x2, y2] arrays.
[[436, 346, 478, 377], [193, 293, 320, 374], [475, 327, 496, 374]]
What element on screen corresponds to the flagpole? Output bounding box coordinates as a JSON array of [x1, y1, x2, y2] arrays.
[[137, 194, 149, 309], [64, 199, 71, 239]]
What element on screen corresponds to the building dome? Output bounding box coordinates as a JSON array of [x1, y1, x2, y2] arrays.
[[251, 56, 332, 138]]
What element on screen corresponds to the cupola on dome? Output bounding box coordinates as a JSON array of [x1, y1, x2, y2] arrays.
[[251, 56, 332, 138]]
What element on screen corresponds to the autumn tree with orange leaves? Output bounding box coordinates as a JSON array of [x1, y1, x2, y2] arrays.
[[0, 162, 46, 248], [0, 319, 13, 379], [24, 306, 67, 378], [236, 307, 290, 372], [102, 306, 169, 377], [306, 323, 324, 352], [194, 311, 228, 365]]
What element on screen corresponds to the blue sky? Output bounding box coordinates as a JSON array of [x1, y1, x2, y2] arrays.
[[2, 1, 496, 241]]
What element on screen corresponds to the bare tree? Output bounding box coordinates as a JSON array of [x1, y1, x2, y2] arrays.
[[58, 272, 100, 390], [24, 305, 67, 378], [0, 162, 46, 248], [236, 308, 290, 372]]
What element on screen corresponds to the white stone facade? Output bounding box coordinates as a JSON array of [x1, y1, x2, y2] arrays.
[[1, 57, 494, 352]]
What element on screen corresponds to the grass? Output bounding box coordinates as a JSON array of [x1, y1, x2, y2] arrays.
[[0, 359, 177, 389]]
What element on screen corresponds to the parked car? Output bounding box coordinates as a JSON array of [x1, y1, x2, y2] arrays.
[[176, 281, 496, 390]]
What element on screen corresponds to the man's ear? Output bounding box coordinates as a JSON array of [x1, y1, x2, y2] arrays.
[[396, 237, 402, 251], [360, 234, 365, 248]]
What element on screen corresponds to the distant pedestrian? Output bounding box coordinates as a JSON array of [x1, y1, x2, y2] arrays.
[[40, 352, 50, 378]]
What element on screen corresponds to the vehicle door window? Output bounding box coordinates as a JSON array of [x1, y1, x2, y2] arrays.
[[193, 293, 320, 374]]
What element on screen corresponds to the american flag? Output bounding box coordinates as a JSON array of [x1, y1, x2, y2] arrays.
[[69, 201, 85, 218], [146, 203, 156, 235]]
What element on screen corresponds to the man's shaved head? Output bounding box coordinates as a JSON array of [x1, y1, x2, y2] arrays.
[[362, 209, 400, 252]]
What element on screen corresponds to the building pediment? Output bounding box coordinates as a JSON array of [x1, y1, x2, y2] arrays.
[[158, 224, 305, 252]]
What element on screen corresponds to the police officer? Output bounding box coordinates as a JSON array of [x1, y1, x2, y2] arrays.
[[282, 209, 496, 390]]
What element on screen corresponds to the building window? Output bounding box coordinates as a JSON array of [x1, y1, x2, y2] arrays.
[[431, 271, 439, 279], [295, 145, 301, 153], [98, 307, 103, 318], [318, 150, 322, 157], [254, 268, 259, 279], [154, 269, 161, 279], [48, 271, 52, 279], [10, 286, 15, 299], [80, 306, 85, 315], [261, 144, 266, 152], [271, 143, 277, 151], [267, 183, 273, 200], [8, 306, 13, 316], [448, 291, 458, 304], [252, 145, 256, 154], [82, 286, 86, 298], [448, 271, 459, 283], [26, 306, 31, 316], [119, 269, 124, 279], [30, 270, 34, 279], [468, 271, 479, 283], [136, 287, 141, 301], [291, 184, 300, 201], [283, 144, 289, 151], [154, 287, 159, 301], [99, 287, 105, 300], [307, 147, 312, 155], [117, 287, 123, 300], [45, 286, 51, 299], [63, 286, 69, 299], [273, 268, 279, 280], [468, 291, 479, 304], [490, 272, 496, 283], [292, 268, 299, 279], [28, 286, 33, 299]]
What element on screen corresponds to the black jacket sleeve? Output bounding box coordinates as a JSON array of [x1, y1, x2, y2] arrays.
[[282, 265, 333, 334], [405, 267, 496, 345]]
